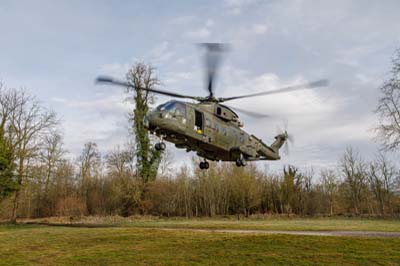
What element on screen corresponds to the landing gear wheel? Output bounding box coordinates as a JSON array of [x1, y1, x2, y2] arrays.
[[236, 158, 247, 167], [236, 159, 242, 167], [199, 161, 209, 170], [160, 142, 166, 150], [155, 142, 166, 151]]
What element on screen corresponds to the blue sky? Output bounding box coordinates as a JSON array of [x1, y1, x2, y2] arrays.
[[1, 0, 400, 172]]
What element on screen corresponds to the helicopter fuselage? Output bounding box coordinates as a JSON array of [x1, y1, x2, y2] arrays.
[[145, 100, 286, 163]]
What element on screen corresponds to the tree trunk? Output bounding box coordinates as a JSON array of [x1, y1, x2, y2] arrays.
[[11, 190, 19, 223], [10, 158, 24, 223]]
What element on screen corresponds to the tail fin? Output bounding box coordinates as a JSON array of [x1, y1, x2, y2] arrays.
[[253, 133, 289, 160], [271, 133, 288, 154]]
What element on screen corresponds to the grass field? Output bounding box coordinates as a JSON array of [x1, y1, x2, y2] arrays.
[[1, 218, 400, 266]]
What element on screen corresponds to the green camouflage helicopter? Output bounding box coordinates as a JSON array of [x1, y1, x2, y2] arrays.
[[97, 44, 328, 169]]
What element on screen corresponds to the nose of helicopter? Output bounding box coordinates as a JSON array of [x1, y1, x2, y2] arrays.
[[144, 110, 159, 129], [143, 109, 168, 129], [144, 109, 186, 134]]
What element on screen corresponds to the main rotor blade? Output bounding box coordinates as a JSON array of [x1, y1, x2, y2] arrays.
[[200, 43, 228, 98], [225, 105, 271, 119], [218, 79, 329, 102], [96, 76, 201, 101]]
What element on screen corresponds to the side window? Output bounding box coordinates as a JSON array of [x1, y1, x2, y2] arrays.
[[215, 123, 219, 133], [175, 102, 186, 118], [221, 127, 227, 136], [217, 107, 222, 115], [205, 118, 211, 128]]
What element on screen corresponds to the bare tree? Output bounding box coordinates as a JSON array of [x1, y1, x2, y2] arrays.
[[321, 169, 338, 215], [105, 144, 135, 177], [368, 152, 397, 215], [34, 132, 66, 216], [340, 147, 367, 215], [228, 164, 261, 218], [39, 132, 65, 196], [77, 142, 101, 215], [157, 149, 174, 178], [175, 165, 193, 218], [375, 49, 400, 151], [2, 88, 58, 223], [278, 166, 303, 215]]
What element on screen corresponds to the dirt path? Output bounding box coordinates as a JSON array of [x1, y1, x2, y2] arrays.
[[148, 227, 400, 238], [19, 222, 400, 238]]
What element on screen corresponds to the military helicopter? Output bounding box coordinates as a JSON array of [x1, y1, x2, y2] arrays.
[[97, 44, 328, 169]]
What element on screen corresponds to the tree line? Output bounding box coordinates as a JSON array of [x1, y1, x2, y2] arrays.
[[1, 52, 400, 221], [0, 137, 399, 219]]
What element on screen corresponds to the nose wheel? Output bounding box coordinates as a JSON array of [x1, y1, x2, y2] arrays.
[[155, 142, 166, 151], [235, 154, 247, 167], [155, 135, 166, 151], [199, 161, 209, 170]]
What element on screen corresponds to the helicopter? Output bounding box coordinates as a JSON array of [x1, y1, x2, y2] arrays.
[[96, 43, 328, 169]]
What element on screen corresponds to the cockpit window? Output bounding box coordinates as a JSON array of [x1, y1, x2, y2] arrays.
[[157, 101, 186, 117]]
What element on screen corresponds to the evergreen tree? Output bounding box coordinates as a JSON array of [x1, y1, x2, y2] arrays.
[[126, 63, 163, 184], [0, 127, 16, 200]]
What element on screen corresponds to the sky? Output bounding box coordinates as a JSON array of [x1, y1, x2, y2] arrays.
[[1, 0, 400, 173]]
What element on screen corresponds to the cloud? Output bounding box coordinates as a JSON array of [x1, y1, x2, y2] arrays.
[[169, 15, 195, 25], [252, 24, 268, 34], [51, 91, 133, 157], [224, 0, 259, 15], [162, 71, 196, 86], [334, 45, 379, 67], [355, 73, 380, 86], [150, 41, 175, 64], [314, 114, 376, 143], [184, 27, 211, 39], [99, 63, 131, 78], [52, 93, 130, 118], [205, 19, 214, 27], [62, 117, 130, 159], [220, 71, 337, 120], [183, 18, 216, 40]]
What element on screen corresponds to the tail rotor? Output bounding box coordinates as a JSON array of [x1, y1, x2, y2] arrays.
[[276, 121, 294, 155]]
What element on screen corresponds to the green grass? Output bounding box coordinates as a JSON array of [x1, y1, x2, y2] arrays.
[[1, 224, 400, 266], [119, 217, 400, 232]]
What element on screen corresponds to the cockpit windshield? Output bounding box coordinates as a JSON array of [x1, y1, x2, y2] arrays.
[[156, 101, 186, 117]]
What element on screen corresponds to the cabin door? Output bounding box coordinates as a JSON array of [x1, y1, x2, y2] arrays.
[[194, 110, 204, 134]]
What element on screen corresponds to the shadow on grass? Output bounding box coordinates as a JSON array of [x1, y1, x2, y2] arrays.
[[21, 222, 117, 228]]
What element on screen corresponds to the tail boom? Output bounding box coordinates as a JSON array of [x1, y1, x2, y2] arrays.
[[255, 133, 288, 160]]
